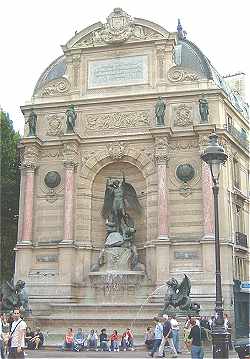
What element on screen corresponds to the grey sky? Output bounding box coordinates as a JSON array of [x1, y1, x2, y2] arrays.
[[0, 0, 249, 133]]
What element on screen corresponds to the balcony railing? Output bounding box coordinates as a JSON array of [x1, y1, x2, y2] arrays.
[[235, 232, 248, 248], [224, 124, 249, 151]]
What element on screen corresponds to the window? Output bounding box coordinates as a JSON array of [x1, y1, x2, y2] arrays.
[[226, 114, 233, 129], [233, 157, 241, 188], [235, 205, 244, 233], [240, 128, 247, 140], [234, 256, 247, 280]]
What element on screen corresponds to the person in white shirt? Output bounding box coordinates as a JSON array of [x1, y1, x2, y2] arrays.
[[8, 308, 27, 358], [170, 315, 181, 354]]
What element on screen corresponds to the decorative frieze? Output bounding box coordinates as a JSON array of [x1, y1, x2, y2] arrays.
[[168, 139, 199, 152], [86, 110, 151, 130], [174, 104, 193, 127], [168, 66, 199, 82]]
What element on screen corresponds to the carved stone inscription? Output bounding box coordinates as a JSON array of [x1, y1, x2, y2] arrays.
[[88, 55, 148, 88]]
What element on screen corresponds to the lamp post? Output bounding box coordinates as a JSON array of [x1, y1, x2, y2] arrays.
[[201, 132, 229, 358]]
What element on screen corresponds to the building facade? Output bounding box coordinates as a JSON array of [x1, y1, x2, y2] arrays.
[[16, 9, 249, 332]]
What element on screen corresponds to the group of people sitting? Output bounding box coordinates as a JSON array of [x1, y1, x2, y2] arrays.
[[25, 327, 44, 350], [62, 327, 135, 352]]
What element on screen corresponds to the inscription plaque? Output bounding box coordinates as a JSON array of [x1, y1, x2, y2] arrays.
[[174, 251, 199, 260], [88, 55, 148, 88]]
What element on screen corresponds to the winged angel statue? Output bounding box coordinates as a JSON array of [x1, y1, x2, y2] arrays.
[[161, 275, 200, 314], [102, 173, 142, 246]]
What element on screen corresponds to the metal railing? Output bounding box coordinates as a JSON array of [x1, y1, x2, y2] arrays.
[[235, 232, 248, 248], [224, 124, 249, 150]]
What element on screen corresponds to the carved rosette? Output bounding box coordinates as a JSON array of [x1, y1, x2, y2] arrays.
[[38, 78, 71, 97], [86, 110, 150, 130], [46, 114, 64, 136], [107, 141, 126, 160], [174, 104, 193, 126], [168, 66, 199, 82], [154, 137, 169, 165]]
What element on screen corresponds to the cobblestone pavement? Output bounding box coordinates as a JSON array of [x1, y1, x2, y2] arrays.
[[24, 348, 239, 358]]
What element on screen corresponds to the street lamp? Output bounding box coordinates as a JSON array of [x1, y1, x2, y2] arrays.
[[201, 132, 229, 359]]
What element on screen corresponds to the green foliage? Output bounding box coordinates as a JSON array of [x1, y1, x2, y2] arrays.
[[1, 111, 21, 282]]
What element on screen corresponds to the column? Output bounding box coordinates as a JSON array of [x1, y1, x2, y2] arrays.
[[201, 162, 214, 239], [156, 157, 169, 240], [21, 165, 36, 243], [62, 161, 76, 243]]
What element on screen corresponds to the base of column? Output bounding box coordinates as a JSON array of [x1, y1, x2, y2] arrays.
[[158, 235, 169, 241], [60, 239, 74, 245], [16, 241, 33, 247], [201, 234, 215, 241]]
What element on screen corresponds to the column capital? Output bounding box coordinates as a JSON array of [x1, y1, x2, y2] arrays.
[[154, 136, 169, 165], [20, 162, 37, 173]]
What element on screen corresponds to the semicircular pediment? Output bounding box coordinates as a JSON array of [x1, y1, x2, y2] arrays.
[[65, 8, 169, 50]]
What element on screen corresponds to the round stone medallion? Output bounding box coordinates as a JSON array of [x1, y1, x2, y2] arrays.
[[176, 164, 195, 182], [44, 171, 61, 188]]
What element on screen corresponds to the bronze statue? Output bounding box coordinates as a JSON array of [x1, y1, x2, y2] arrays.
[[161, 275, 200, 314], [26, 109, 37, 136], [1, 280, 30, 314], [199, 94, 209, 122], [102, 173, 141, 235], [66, 104, 77, 133], [155, 96, 166, 126]]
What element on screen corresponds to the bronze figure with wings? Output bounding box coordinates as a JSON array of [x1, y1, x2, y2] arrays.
[[102, 173, 142, 237]]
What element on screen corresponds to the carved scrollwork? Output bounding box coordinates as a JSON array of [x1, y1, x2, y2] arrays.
[[174, 104, 193, 127], [21, 145, 40, 169], [46, 114, 64, 136], [38, 78, 71, 97], [154, 137, 169, 165], [107, 141, 126, 160], [168, 66, 199, 82], [86, 111, 150, 130]]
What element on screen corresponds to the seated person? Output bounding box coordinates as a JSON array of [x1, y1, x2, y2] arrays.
[[25, 327, 35, 349], [144, 326, 154, 350], [99, 328, 110, 351], [86, 329, 98, 351], [110, 330, 119, 352], [29, 328, 44, 350], [121, 328, 135, 351], [73, 328, 85, 352], [63, 328, 74, 351]]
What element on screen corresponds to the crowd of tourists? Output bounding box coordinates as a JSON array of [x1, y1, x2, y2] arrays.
[[146, 313, 233, 358], [1, 307, 233, 359], [61, 327, 135, 352]]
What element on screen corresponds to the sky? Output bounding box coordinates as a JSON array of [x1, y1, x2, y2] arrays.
[[0, 0, 249, 134]]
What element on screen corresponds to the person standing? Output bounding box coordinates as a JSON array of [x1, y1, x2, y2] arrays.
[[170, 315, 181, 354], [149, 317, 163, 357], [158, 314, 177, 358], [188, 318, 205, 359], [144, 327, 154, 350], [8, 308, 27, 359]]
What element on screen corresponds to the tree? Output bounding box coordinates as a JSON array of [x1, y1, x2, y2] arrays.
[[1, 110, 21, 282]]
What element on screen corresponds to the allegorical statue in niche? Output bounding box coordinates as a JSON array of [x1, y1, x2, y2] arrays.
[[26, 109, 37, 136], [199, 94, 209, 122], [66, 104, 77, 133], [155, 96, 166, 126], [160, 275, 200, 315]]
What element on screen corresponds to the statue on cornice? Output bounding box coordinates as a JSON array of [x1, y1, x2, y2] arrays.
[[199, 94, 209, 122], [66, 104, 77, 133], [155, 97, 166, 126], [26, 109, 37, 136]]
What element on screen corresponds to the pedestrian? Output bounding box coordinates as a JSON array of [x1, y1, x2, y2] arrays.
[[1, 314, 10, 358], [144, 327, 154, 350], [170, 315, 181, 354], [158, 314, 177, 358], [149, 317, 163, 357], [224, 314, 233, 350], [8, 308, 27, 358], [188, 318, 206, 359], [110, 330, 119, 352], [184, 315, 192, 351]]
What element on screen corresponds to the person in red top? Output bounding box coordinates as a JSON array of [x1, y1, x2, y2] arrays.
[[110, 330, 119, 352], [63, 328, 74, 351], [121, 328, 135, 351]]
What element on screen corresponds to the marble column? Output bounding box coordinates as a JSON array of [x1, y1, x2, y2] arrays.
[[21, 165, 36, 243], [156, 157, 169, 240], [63, 161, 76, 243], [201, 162, 214, 239]]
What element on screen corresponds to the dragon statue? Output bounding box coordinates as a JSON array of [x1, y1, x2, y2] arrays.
[[160, 275, 200, 314]]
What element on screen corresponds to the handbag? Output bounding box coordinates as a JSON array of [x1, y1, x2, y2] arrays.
[[7, 319, 23, 348]]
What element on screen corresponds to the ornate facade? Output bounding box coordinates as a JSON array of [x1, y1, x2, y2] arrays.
[[16, 9, 249, 333]]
